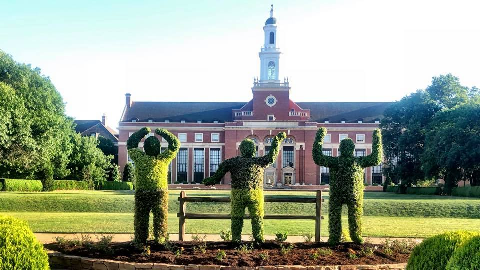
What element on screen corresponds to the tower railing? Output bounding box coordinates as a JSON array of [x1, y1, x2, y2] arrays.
[[253, 81, 289, 88]]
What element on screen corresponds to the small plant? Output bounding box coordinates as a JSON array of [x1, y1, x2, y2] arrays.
[[318, 247, 333, 256], [216, 249, 227, 261], [95, 235, 113, 254], [259, 251, 269, 261], [191, 234, 207, 242], [275, 231, 288, 242], [280, 243, 294, 255], [236, 243, 254, 254], [302, 233, 314, 242], [360, 246, 375, 257], [220, 230, 232, 241], [141, 245, 151, 257], [175, 247, 184, 257], [193, 242, 207, 254], [347, 248, 357, 259]]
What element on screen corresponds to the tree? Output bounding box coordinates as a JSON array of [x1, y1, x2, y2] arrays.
[[122, 162, 136, 183], [380, 74, 477, 189], [0, 51, 74, 181], [98, 136, 118, 164]]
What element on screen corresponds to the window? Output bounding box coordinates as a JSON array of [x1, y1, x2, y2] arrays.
[[213, 120, 219, 123], [181, 120, 186, 123], [90, 132, 97, 137], [197, 120, 202, 123], [356, 134, 365, 143], [211, 133, 220, 142], [264, 146, 276, 168], [320, 149, 332, 184], [178, 133, 187, 142], [372, 164, 383, 184], [165, 120, 170, 123], [148, 119, 153, 123], [339, 134, 348, 141], [195, 133, 203, 142], [269, 31, 275, 44], [193, 148, 204, 183], [282, 146, 294, 168], [267, 61, 275, 80], [323, 134, 331, 143], [209, 148, 221, 177], [267, 115, 275, 121], [355, 149, 366, 157], [341, 120, 345, 123], [131, 119, 137, 122], [176, 148, 188, 183]]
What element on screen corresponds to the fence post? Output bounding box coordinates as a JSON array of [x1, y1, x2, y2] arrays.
[[178, 191, 186, 241], [315, 190, 322, 242]]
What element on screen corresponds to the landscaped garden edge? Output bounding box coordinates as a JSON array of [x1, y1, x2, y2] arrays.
[[47, 250, 407, 270]]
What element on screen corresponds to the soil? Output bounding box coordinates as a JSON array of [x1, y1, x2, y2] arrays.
[[45, 240, 412, 267]]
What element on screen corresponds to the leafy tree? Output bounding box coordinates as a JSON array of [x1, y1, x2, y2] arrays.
[[381, 74, 477, 189], [122, 162, 136, 183], [107, 164, 120, 182], [0, 51, 74, 181], [98, 136, 118, 164]]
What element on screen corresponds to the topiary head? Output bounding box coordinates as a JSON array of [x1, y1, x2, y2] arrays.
[[240, 139, 256, 158], [144, 136, 160, 156], [339, 138, 355, 157]]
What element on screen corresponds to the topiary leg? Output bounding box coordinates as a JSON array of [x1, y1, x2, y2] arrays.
[[231, 193, 246, 242], [152, 190, 168, 243], [347, 198, 363, 244], [134, 191, 151, 245], [328, 197, 342, 245], [247, 195, 264, 243]]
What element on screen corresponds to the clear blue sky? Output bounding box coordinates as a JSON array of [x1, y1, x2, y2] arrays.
[[2, 0, 479, 130]]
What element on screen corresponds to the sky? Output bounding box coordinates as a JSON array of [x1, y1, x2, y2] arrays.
[[1, 0, 480, 130]]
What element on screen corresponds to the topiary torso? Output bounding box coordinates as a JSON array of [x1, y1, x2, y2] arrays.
[[128, 150, 170, 191]]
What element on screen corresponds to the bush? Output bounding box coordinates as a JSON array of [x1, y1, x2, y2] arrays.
[[452, 186, 480, 198], [446, 235, 480, 270], [122, 162, 136, 183], [53, 180, 90, 190], [406, 187, 441, 195], [0, 215, 49, 269], [1, 179, 43, 192], [407, 231, 478, 270], [100, 181, 134, 190], [386, 185, 399, 193]]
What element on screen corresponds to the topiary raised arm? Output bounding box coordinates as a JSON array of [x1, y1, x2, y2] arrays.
[[155, 128, 180, 161], [257, 132, 287, 166], [127, 127, 150, 150], [313, 127, 338, 168], [358, 129, 383, 168], [203, 159, 233, 186]]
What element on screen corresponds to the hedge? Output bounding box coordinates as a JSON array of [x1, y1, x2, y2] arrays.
[[53, 180, 90, 190], [100, 181, 134, 190], [0, 215, 49, 269], [385, 185, 399, 193], [0, 179, 43, 192], [452, 186, 480, 198], [407, 231, 478, 270], [406, 187, 441, 195], [446, 235, 480, 270]]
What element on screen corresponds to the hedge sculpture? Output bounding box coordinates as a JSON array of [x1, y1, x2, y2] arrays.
[[203, 132, 286, 243], [313, 128, 382, 244], [0, 215, 50, 270], [127, 127, 180, 245]]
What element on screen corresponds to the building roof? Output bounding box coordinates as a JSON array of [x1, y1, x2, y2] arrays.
[[121, 101, 392, 123], [265, 17, 277, 25], [74, 120, 119, 141]]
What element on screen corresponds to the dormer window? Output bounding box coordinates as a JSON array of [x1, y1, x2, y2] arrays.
[[213, 120, 219, 123], [165, 120, 170, 123], [197, 120, 202, 123], [131, 118, 137, 122], [148, 119, 153, 123], [181, 120, 186, 123]]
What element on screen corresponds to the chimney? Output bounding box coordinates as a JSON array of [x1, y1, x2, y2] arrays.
[[125, 93, 132, 108], [101, 113, 106, 126]]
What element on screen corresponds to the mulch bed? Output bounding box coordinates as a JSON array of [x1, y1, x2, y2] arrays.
[[45, 240, 412, 267]]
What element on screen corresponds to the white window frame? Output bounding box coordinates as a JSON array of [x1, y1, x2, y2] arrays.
[[178, 133, 187, 142], [195, 133, 203, 142], [323, 134, 331, 143], [148, 119, 153, 123], [267, 115, 275, 121], [356, 134, 365, 143], [339, 134, 348, 141], [211, 133, 220, 142]]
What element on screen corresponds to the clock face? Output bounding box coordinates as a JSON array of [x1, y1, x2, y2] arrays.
[[265, 95, 277, 107]]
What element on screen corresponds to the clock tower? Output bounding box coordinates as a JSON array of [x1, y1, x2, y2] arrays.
[[259, 4, 281, 82]]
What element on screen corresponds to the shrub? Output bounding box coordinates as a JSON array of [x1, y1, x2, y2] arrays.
[[0, 179, 4, 191], [53, 180, 90, 190], [100, 181, 134, 190], [407, 231, 478, 270], [275, 231, 288, 242], [0, 215, 49, 269], [446, 235, 480, 270], [406, 187, 441, 195], [1, 179, 43, 192], [122, 162, 136, 183], [452, 186, 480, 198], [386, 185, 399, 193]]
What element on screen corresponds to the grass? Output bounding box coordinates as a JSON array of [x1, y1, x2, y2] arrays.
[[4, 212, 480, 238], [1, 190, 480, 237]]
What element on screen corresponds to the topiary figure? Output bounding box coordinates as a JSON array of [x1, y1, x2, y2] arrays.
[[127, 127, 180, 245], [313, 128, 382, 244], [203, 132, 286, 243], [0, 215, 49, 270], [407, 231, 478, 270], [446, 235, 480, 270]]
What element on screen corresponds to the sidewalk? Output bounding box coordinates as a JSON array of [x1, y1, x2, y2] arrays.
[[35, 233, 423, 245]]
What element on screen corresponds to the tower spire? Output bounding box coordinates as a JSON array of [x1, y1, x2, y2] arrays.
[[270, 4, 274, 18]]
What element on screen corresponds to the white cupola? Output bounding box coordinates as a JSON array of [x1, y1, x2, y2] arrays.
[[259, 5, 281, 82]]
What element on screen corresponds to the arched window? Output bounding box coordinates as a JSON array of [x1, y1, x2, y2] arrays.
[[269, 32, 275, 44], [267, 61, 275, 80]]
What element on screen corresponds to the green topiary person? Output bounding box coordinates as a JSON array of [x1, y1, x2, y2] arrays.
[[203, 132, 286, 243], [313, 128, 382, 244], [127, 127, 180, 245]]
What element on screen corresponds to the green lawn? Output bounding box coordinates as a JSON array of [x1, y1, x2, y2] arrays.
[[1, 190, 480, 237]]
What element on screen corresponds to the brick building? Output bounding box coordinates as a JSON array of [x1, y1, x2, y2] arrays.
[[118, 7, 390, 187]]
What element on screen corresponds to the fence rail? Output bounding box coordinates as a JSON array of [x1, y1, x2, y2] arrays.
[[177, 190, 323, 242]]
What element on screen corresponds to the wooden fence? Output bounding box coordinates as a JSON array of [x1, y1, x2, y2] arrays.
[[177, 190, 323, 242]]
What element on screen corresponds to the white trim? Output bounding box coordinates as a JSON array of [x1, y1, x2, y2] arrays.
[[267, 115, 275, 121], [265, 95, 278, 107], [211, 133, 220, 142], [178, 133, 187, 143], [195, 133, 204, 142], [119, 126, 224, 131], [356, 134, 366, 143], [339, 134, 348, 141]]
